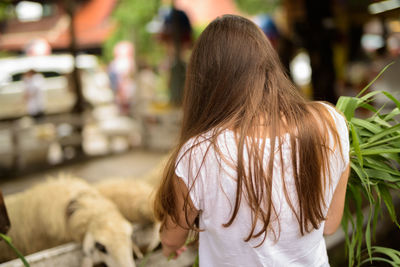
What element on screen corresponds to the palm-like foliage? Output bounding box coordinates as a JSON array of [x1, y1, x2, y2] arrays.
[[336, 63, 400, 266]]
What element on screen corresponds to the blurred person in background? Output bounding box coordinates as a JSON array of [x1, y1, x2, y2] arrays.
[[254, 14, 280, 50], [23, 69, 45, 120], [108, 41, 136, 115], [158, 6, 192, 105]]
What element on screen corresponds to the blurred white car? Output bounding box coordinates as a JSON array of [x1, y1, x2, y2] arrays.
[[0, 54, 113, 120]]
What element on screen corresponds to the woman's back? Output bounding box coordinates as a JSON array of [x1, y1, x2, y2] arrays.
[[175, 104, 349, 267], [154, 15, 350, 267]]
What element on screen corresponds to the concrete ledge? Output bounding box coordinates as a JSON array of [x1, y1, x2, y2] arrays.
[[0, 243, 82, 267], [0, 242, 197, 267]]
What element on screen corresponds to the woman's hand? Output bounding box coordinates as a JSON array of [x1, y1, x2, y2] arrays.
[[163, 245, 187, 260]]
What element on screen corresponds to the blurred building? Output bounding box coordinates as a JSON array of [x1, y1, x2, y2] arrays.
[[0, 0, 116, 54]]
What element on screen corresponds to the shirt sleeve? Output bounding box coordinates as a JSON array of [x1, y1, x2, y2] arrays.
[[319, 103, 350, 211], [175, 137, 207, 211], [321, 102, 350, 174]]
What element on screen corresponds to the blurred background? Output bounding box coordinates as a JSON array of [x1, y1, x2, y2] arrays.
[[0, 0, 399, 266]]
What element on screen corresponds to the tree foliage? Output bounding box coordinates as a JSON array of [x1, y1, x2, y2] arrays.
[[0, 1, 13, 22], [234, 0, 279, 15], [103, 0, 162, 63]]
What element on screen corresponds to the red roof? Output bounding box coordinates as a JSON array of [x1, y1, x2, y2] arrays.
[[0, 0, 116, 52]]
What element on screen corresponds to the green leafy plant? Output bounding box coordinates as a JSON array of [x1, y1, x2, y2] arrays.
[[0, 233, 30, 267], [336, 63, 400, 266]]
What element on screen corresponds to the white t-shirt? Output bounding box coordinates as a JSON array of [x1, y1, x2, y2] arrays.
[[175, 104, 349, 267]]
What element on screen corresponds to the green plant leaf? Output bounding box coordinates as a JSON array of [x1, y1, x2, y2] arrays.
[[361, 256, 399, 266], [379, 185, 400, 228], [360, 148, 400, 156], [360, 90, 386, 102], [356, 62, 395, 97], [372, 185, 382, 241], [361, 135, 400, 149], [137, 251, 153, 267], [363, 159, 400, 177], [336, 96, 359, 121], [349, 123, 363, 167], [192, 254, 199, 267], [368, 124, 400, 143], [342, 196, 355, 266], [0, 233, 30, 267], [350, 162, 370, 188], [365, 212, 372, 261], [367, 246, 400, 265], [368, 115, 392, 128], [381, 91, 400, 110], [358, 102, 378, 113], [364, 169, 399, 182], [347, 184, 364, 264], [351, 118, 383, 135], [383, 108, 400, 121]]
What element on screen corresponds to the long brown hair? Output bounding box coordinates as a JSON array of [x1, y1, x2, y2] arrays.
[[154, 15, 342, 244]]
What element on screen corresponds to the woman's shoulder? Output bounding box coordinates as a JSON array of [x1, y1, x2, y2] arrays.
[[182, 129, 233, 149], [177, 129, 234, 162], [310, 101, 341, 116], [309, 101, 348, 132], [178, 130, 214, 160]]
